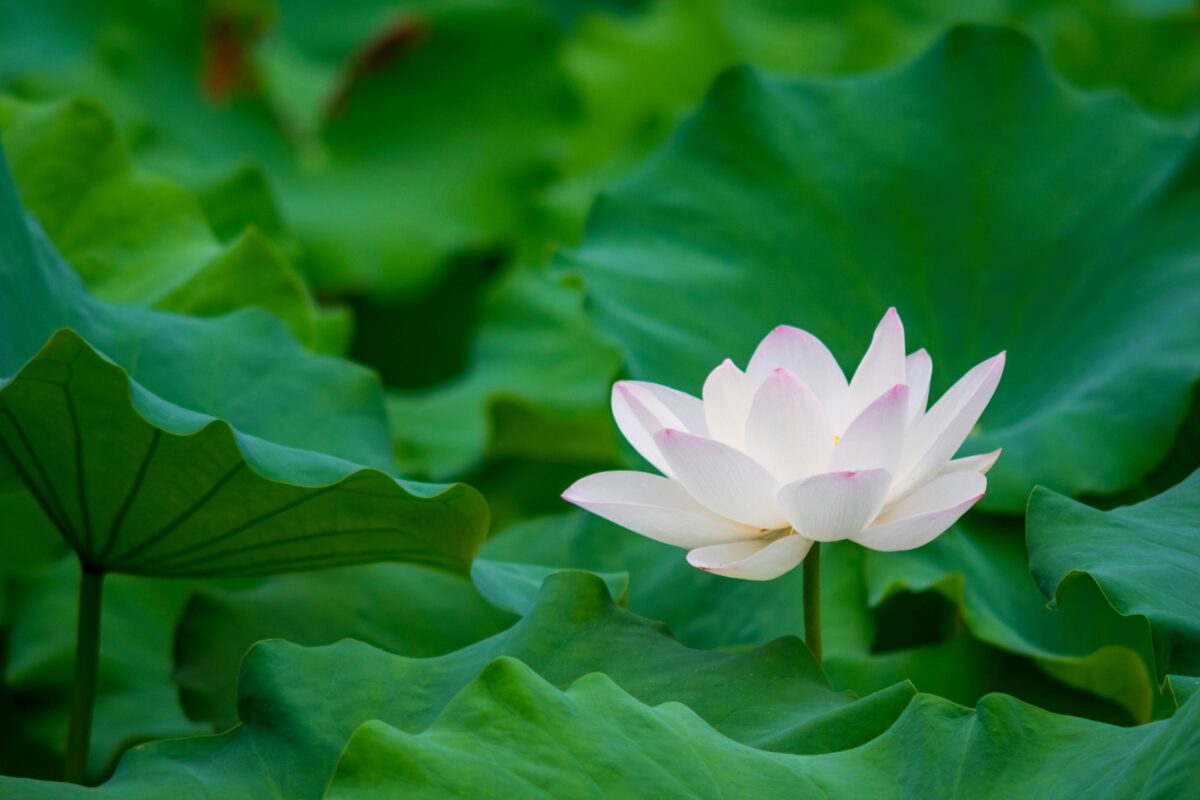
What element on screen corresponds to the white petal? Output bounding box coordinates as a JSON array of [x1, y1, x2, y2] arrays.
[[905, 349, 932, 424], [687, 533, 812, 581], [562, 471, 759, 549], [778, 468, 891, 542], [702, 359, 755, 449], [746, 325, 848, 423], [612, 381, 707, 477], [830, 384, 908, 474], [941, 448, 1001, 476], [654, 429, 786, 530], [744, 369, 835, 483], [855, 470, 986, 552], [847, 308, 906, 426], [894, 352, 1005, 498], [621, 381, 708, 434]]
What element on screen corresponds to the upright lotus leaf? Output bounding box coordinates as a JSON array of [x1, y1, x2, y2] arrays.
[[322, 661, 1200, 799], [0, 0, 576, 294], [546, 0, 1200, 241], [174, 564, 516, 728], [0, 148, 487, 577], [558, 25, 1200, 510], [866, 516, 1172, 723], [0, 572, 913, 799], [1028, 471, 1200, 678], [1, 129, 488, 770], [484, 512, 1135, 720]]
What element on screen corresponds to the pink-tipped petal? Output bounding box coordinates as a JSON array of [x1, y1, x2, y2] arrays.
[[941, 448, 1002, 476], [702, 359, 755, 449], [830, 384, 909, 474], [746, 325, 848, 422], [562, 471, 760, 549], [847, 308, 906, 426], [744, 369, 835, 483], [894, 352, 1005, 498], [778, 468, 892, 542], [686, 533, 812, 581], [654, 429, 786, 530], [905, 349, 932, 424], [612, 381, 708, 477], [855, 470, 986, 552], [612, 386, 670, 476]]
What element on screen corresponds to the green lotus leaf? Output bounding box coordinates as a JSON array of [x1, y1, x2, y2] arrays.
[[1028, 470, 1200, 678], [388, 268, 621, 478], [0, 0, 576, 294], [484, 512, 1136, 720], [0, 152, 487, 577], [547, 0, 1200, 241], [0, 486, 66, 573], [823, 632, 1124, 723], [1175, 675, 1200, 705], [866, 516, 1172, 723], [323, 658, 1200, 800], [0, 572, 913, 798], [470, 558, 629, 615], [0, 94, 322, 348], [558, 25, 1200, 510], [174, 564, 515, 728]]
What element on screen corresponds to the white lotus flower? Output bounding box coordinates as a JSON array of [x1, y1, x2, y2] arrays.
[[562, 309, 1004, 581]]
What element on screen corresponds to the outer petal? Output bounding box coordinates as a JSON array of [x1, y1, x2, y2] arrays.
[[562, 471, 759, 549], [778, 468, 892, 542], [686, 533, 812, 581], [940, 448, 1002, 476], [854, 470, 986, 552], [654, 429, 786, 530], [830, 384, 908, 474], [744, 369, 835, 483], [746, 325, 848, 423], [702, 359, 755, 449], [905, 349, 932, 424], [847, 308, 906, 427], [612, 381, 705, 476], [894, 352, 1005, 498]]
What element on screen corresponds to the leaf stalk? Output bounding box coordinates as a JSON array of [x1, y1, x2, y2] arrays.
[[64, 565, 104, 784]]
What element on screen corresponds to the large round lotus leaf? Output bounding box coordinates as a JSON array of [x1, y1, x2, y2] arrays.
[[483, 512, 1135, 721], [322, 659, 1200, 800], [0, 572, 912, 798], [0, 150, 487, 578], [558, 25, 1200, 511], [174, 563, 516, 727]]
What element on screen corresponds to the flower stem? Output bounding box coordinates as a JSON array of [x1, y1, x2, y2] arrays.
[[803, 542, 821, 664], [65, 566, 103, 785]]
